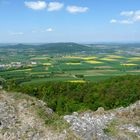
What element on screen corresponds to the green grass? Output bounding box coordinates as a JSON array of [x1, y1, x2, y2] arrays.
[[1, 50, 140, 84], [21, 76, 79, 85]]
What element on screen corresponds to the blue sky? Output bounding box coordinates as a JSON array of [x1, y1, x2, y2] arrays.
[[0, 0, 140, 43]]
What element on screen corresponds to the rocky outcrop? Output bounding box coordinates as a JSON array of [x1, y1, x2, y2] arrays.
[[64, 112, 115, 140], [64, 101, 140, 140], [0, 91, 70, 140]]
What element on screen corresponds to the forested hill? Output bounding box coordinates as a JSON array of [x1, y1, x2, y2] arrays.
[[39, 43, 92, 53], [0, 43, 92, 54], [1, 42, 140, 54]]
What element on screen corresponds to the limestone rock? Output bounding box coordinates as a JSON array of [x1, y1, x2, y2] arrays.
[[0, 91, 68, 140], [64, 101, 140, 140]]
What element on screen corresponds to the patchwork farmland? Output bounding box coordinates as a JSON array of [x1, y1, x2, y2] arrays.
[[0, 43, 140, 86]]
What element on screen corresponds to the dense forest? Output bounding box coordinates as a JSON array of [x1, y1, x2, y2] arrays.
[[4, 75, 140, 115]]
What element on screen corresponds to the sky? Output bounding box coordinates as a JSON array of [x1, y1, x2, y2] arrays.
[[0, 0, 140, 43]]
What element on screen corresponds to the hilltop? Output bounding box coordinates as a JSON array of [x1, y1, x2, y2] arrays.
[[0, 43, 92, 54], [0, 90, 140, 140]]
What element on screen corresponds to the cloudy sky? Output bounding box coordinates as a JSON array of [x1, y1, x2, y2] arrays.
[[0, 0, 140, 43]]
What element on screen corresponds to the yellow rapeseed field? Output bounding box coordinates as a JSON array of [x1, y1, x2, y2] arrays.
[[83, 56, 97, 60], [121, 63, 138, 66], [66, 63, 81, 65], [14, 69, 32, 72], [42, 63, 52, 66], [86, 60, 103, 64], [107, 55, 124, 59], [68, 80, 86, 83], [31, 57, 48, 60]]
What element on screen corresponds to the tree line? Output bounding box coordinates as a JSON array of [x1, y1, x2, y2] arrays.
[[4, 75, 140, 115]]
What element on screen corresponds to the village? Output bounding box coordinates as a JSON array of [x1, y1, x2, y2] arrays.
[[0, 61, 37, 69]]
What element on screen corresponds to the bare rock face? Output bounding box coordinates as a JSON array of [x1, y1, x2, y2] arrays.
[[64, 111, 115, 140], [0, 91, 68, 140], [64, 101, 140, 140]]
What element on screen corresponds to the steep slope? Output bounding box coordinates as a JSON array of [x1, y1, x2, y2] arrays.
[[0, 91, 78, 140]]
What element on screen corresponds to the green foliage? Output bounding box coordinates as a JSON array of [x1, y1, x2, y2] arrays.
[[6, 75, 140, 115], [36, 107, 69, 131], [103, 128, 111, 134]]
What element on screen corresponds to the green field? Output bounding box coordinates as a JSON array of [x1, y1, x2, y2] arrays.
[[0, 43, 140, 86]]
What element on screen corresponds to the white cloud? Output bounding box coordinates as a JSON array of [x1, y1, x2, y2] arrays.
[[119, 20, 133, 24], [24, 1, 63, 11], [24, 1, 89, 14], [110, 19, 133, 24], [66, 6, 88, 13], [46, 28, 54, 32], [110, 19, 117, 23], [32, 28, 54, 33], [133, 10, 140, 21], [48, 2, 64, 11], [24, 1, 47, 10], [10, 32, 24, 35], [111, 10, 140, 24], [41, 28, 54, 32], [120, 11, 134, 16]]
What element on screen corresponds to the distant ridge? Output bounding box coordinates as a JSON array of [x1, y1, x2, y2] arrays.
[[0, 42, 93, 53]]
